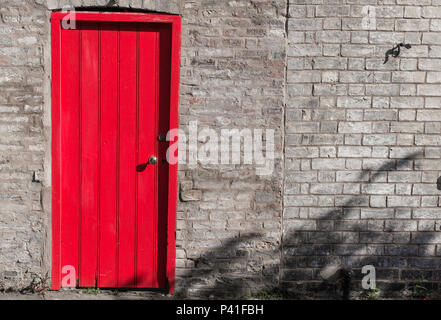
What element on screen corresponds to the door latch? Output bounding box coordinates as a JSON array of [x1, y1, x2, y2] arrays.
[[149, 156, 158, 165]]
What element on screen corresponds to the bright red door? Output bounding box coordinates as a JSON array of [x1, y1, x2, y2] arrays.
[[51, 13, 181, 291]]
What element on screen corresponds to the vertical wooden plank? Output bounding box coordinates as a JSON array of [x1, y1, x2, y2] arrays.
[[166, 18, 181, 293], [79, 23, 100, 287], [98, 23, 118, 288], [51, 15, 62, 290], [137, 27, 158, 288], [118, 24, 137, 288], [157, 25, 173, 289], [59, 25, 80, 287]]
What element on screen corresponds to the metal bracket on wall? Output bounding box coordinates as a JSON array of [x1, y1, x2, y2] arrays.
[[384, 43, 412, 64]]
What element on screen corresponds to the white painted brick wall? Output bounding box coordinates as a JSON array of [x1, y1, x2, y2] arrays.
[[284, 0, 441, 296]]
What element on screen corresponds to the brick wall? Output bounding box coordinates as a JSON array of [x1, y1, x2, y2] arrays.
[[284, 0, 441, 298], [0, 0, 48, 289], [175, 0, 286, 297], [1, 0, 441, 298]]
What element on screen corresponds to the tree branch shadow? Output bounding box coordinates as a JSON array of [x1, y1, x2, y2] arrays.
[[176, 151, 441, 299]]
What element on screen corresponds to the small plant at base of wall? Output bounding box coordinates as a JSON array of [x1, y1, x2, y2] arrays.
[[361, 286, 381, 300], [82, 288, 101, 295], [411, 278, 429, 300]]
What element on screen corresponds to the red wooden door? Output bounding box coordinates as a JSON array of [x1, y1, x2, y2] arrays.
[[51, 13, 180, 292]]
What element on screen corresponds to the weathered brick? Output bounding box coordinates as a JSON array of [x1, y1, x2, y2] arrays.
[[427, 72, 441, 83], [392, 72, 426, 83], [370, 32, 404, 44], [390, 97, 424, 109], [385, 245, 418, 256], [387, 196, 420, 207], [411, 233, 441, 244], [413, 208, 441, 219], [422, 6, 441, 18], [312, 159, 345, 170], [312, 57, 347, 70], [418, 84, 441, 96], [419, 58, 441, 70], [417, 110, 441, 121], [389, 147, 423, 158], [316, 5, 350, 17], [335, 195, 369, 207], [338, 122, 371, 134], [361, 184, 395, 195], [341, 45, 374, 57], [360, 232, 393, 244], [285, 195, 317, 207], [288, 19, 323, 31], [337, 96, 371, 109], [338, 146, 371, 158], [362, 134, 395, 146], [310, 183, 343, 195], [316, 31, 350, 43], [289, 44, 322, 56], [396, 19, 429, 31], [361, 209, 394, 219], [366, 84, 400, 96], [284, 220, 316, 231], [415, 135, 441, 146], [364, 110, 397, 121], [286, 147, 319, 158], [385, 220, 418, 232], [388, 172, 421, 183], [390, 122, 424, 133], [405, 7, 422, 18], [336, 171, 368, 182]]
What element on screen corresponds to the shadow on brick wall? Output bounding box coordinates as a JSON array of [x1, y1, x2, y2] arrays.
[[176, 151, 441, 299]]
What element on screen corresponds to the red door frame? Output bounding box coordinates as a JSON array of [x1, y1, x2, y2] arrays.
[[51, 11, 181, 293]]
